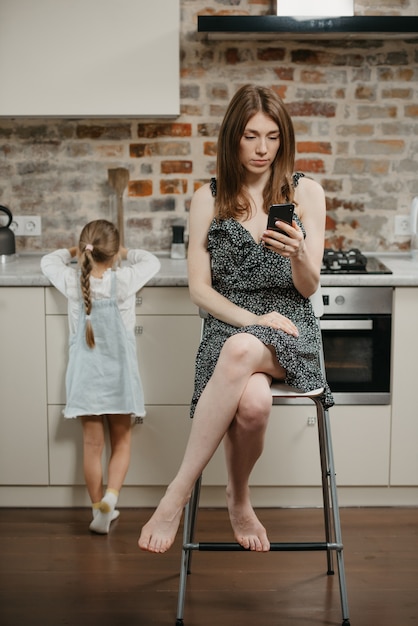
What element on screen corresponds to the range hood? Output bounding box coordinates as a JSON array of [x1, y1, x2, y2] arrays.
[[198, 15, 418, 40]]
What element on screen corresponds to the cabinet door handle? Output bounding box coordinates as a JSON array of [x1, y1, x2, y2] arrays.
[[135, 325, 143, 335]]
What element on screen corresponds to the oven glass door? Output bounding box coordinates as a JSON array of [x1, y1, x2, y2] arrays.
[[321, 314, 391, 400]]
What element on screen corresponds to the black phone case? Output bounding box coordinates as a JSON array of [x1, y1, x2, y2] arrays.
[[267, 203, 294, 234]]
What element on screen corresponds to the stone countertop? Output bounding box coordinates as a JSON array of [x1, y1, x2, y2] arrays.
[[1, 252, 418, 287]]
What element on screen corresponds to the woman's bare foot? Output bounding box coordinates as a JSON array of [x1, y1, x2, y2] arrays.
[[138, 491, 185, 553], [226, 489, 270, 552]]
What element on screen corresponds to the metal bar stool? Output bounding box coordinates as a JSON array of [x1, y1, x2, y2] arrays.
[[175, 289, 350, 626]]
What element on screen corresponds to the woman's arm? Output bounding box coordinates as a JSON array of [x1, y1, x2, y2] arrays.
[[261, 176, 325, 299], [188, 184, 254, 327], [188, 184, 298, 337], [290, 177, 325, 297]]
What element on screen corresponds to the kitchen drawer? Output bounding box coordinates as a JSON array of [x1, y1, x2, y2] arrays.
[[135, 286, 198, 315]]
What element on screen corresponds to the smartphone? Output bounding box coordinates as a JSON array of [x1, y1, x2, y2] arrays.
[[267, 203, 294, 235]]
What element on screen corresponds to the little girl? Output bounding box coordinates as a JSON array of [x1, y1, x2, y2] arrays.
[[41, 219, 160, 534]]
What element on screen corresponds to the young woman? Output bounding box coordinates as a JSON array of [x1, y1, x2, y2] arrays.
[[42, 220, 160, 534], [138, 84, 333, 554]]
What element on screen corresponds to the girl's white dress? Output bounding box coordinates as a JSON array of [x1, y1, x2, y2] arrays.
[[41, 249, 160, 420]]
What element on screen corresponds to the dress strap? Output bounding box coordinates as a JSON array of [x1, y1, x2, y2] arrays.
[[292, 172, 305, 187], [110, 270, 117, 300]]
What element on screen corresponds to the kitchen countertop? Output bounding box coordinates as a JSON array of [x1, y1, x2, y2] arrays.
[[1, 252, 418, 287]]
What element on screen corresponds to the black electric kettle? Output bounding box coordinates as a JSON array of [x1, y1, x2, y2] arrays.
[[0, 205, 16, 256]]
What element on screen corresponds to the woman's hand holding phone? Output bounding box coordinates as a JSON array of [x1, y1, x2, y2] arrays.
[[262, 203, 299, 255]]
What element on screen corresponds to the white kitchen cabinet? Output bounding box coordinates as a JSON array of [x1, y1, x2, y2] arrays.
[[48, 404, 192, 486], [202, 404, 391, 487], [1, 282, 415, 504], [390, 287, 418, 485], [0, 287, 48, 484], [45, 285, 200, 486], [331, 405, 391, 486], [0, 0, 179, 117], [135, 287, 201, 405]]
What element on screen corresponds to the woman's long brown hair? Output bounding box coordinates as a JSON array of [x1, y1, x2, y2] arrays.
[[215, 84, 296, 220], [78, 220, 120, 348]]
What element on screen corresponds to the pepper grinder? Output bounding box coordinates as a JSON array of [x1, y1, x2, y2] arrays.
[[170, 224, 186, 259]]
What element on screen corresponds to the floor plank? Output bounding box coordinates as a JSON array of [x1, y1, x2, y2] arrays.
[[0, 507, 417, 625]]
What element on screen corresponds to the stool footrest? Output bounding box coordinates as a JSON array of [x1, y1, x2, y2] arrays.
[[184, 541, 343, 552]]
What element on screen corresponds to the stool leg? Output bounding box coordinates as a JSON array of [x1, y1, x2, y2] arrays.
[[185, 475, 202, 574], [323, 409, 351, 625], [316, 401, 334, 575], [175, 477, 202, 625]]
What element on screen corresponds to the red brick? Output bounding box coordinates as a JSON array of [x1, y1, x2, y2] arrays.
[[287, 102, 336, 117], [128, 180, 152, 197], [405, 105, 418, 117], [300, 70, 325, 83], [294, 158, 326, 173], [204, 141, 217, 156], [322, 179, 343, 192], [273, 67, 294, 81], [272, 85, 287, 100], [382, 88, 412, 99], [137, 123, 192, 138], [130, 142, 191, 158], [355, 86, 377, 100], [76, 124, 131, 140], [198, 123, 220, 137], [297, 141, 332, 154], [257, 48, 286, 61], [161, 161, 193, 174], [160, 179, 188, 194]]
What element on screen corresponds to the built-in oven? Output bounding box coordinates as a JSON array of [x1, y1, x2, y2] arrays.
[[320, 286, 392, 405]]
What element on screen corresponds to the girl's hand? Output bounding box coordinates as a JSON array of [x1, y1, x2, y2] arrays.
[[261, 219, 305, 258], [68, 246, 78, 258], [119, 246, 128, 260], [256, 311, 299, 337]]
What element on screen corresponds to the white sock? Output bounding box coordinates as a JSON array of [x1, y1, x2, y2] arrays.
[[92, 507, 120, 522], [89, 490, 119, 534]]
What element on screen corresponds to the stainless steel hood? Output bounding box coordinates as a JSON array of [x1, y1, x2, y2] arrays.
[[198, 15, 418, 40]]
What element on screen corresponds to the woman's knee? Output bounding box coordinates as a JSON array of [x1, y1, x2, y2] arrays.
[[236, 384, 272, 431], [219, 333, 261, 368]]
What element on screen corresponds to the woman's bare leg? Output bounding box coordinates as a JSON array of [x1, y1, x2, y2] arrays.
[[224, 372, 272, 552], [138, 335, 284, 554]]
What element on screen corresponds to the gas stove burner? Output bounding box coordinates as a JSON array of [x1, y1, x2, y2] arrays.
[[321, 249, 392, 275], [322, 248, 368, 272]]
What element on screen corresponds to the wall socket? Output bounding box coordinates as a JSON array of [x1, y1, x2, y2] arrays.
[[394, 215, 411, 236], [10, 215, 42, 236]]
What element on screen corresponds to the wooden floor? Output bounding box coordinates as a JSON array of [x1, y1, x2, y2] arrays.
[[0, 506, 417, 626]]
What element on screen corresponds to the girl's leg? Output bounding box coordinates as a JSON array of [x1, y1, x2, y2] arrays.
[[224, 372, 273, 552], [138, 334, 284, 554], [89, 414, 132, 534], [106, 414, 132, 493], [81, 416, 105, 504]]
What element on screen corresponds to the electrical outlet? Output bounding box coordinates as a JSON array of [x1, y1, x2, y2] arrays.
[[394, 215, 411, 236], [10, 215, 42, 236]]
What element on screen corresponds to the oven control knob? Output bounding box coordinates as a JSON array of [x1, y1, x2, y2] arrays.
[[335, 295, 345, 306]]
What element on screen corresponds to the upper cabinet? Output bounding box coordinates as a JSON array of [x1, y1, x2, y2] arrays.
[[0, 0, 180, 117]]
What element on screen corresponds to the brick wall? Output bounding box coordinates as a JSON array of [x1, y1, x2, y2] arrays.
[[0, 0, 417, 253]]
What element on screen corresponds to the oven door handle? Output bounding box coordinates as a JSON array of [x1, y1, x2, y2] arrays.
[[320, 319, 373, 331]]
